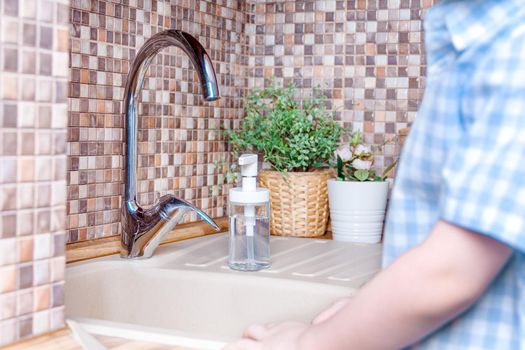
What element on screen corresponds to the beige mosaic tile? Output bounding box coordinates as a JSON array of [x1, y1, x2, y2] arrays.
[[66, 0, 435, 243], [246, 0, 435, 171], [0, 0, 69, 346], [67, 0, 248, 242]]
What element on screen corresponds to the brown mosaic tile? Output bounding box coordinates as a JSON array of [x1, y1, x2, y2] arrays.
[[63, 0, 435, 244], [0, 266, 16, 293], [67, 0, 248, 242], [33, 285, 50, 312], [17, 237, 34, 263], [246, 0, 434, 171], [18, 315, 33, 339]]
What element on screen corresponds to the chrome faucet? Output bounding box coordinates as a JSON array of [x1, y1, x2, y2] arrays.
[[121, 30, 221, 259]]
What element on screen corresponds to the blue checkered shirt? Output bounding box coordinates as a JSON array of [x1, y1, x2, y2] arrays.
[[383, 0, 525, 348]]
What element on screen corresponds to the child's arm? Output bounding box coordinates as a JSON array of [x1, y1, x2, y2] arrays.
[[299, 221, 512, 349], [227, 221, 512, 350]]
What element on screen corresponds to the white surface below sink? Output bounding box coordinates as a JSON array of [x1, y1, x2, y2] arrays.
[[66, 234, 382, 349]]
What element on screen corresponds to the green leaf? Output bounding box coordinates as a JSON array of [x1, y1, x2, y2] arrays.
[[351, 131, 362, 146], [380, 159, 398, 181], [225, 170, 238, 184], [224, 80, 342, 173], [354, 169, 370, 181], [337, 155, 344, 180]]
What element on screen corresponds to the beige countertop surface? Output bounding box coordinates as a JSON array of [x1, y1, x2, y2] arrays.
[[7, 232, 378, 350]]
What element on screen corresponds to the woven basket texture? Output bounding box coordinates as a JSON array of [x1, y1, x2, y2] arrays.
[[259, 169, 331, 237]]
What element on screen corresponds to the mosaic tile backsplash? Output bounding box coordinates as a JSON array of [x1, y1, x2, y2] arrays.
[[66, 0, 434, 244], [0, 0, 69, 346], [67, 0, 248, 242], [246, 0, 435, 170]]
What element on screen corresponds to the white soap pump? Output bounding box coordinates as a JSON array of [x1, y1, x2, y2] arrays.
[[228, 154, 271, 271]]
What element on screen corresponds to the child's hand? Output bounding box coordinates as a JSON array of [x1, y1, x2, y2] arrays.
[[222, 322, 309, 350], [312, 297, 352, 325]]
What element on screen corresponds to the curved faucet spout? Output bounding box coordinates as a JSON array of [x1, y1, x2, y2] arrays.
[[121, 30, 221, 259]]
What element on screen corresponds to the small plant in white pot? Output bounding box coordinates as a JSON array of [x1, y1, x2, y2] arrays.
[[328, 132, 397, 243]]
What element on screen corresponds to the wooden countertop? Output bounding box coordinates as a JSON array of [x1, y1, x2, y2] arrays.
[[4, 329, 194, 350], [65, 218, 332, 264]]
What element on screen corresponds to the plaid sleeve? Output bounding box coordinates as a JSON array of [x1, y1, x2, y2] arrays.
[[439, 38, 525, 253]]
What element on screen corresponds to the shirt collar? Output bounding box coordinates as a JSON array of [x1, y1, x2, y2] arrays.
[[428, 0, 523, 52]]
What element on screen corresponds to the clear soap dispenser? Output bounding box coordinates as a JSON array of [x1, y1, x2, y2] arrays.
[[228, 154, 271, 271]]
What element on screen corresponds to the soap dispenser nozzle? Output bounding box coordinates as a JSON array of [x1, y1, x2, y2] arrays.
[[238, 154, 258, 240], [239, 154, 258, 192]]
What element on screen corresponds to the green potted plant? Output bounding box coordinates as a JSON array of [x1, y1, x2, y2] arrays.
[[225, 82, 342, 237], [328, 131, 397, 243]]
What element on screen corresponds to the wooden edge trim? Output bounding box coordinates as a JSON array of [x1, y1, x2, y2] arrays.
[[66, 217, 229, 264], [2, 328, 70, 350], [398, 128, 409, 136]]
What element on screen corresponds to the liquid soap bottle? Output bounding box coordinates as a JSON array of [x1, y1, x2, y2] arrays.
[[228, 154, 271, 271]]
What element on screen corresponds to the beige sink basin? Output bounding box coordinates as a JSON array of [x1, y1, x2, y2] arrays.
[[65, 234, 382, 348]]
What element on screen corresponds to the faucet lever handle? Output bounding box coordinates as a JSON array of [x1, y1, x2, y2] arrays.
[[140, 195, 221, 258], [166, 196, 221, 231]]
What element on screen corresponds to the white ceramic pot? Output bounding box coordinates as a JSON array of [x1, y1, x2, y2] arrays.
[[327, 179, 389, 243]]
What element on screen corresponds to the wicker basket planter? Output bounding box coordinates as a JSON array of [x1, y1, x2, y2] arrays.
[[259, 169, 332, 237]]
